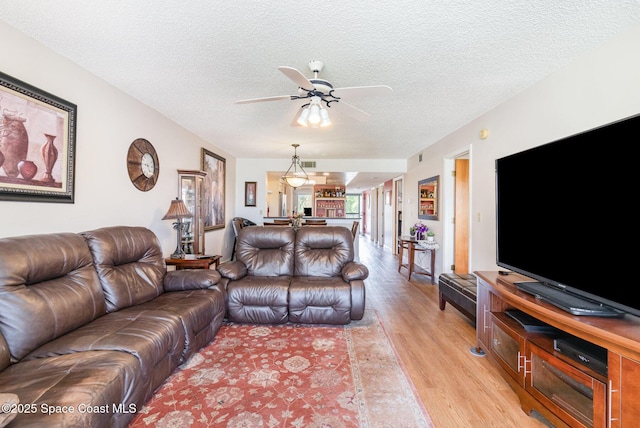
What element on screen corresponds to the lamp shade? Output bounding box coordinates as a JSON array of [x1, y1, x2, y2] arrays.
[[308, 104, 321, 125], [296, 107, 310, 126], [320, 108, 331, 127], [284, 175, 308, 188], [162, 198, 192, 220]]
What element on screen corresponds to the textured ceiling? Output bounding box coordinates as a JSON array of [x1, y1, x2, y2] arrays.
[[2, 1, 640, 189]]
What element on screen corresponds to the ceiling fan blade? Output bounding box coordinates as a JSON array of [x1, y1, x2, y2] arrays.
[[236, 95, 294, 104], [278, 66, 315, 91], [330, 101, 371, 122], [331, 85, 393, 99]]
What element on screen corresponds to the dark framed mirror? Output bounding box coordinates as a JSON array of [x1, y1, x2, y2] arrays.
[[418, 175, 438, 220]]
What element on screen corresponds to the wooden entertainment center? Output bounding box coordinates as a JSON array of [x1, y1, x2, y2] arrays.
[[475, 271, 640, 428]]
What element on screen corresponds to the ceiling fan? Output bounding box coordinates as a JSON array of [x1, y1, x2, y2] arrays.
[[235, 60, 392, 127]]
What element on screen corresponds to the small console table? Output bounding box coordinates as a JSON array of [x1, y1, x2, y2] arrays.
[[165, 255, 221, 270], [398, 236, 438, 283]]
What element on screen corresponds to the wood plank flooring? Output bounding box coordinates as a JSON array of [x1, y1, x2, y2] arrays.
[[357, 235, 547, 427]]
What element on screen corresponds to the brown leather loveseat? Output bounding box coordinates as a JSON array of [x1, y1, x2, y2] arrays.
[[217, 226, 368, 325], [0, 226, 226, 428]]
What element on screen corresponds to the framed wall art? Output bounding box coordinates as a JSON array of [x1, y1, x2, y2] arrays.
[[201, 148, 226, 230], [245, 181, 256, 206], [0, 71, 77, 203]]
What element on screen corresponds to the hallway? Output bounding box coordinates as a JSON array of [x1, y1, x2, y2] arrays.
[[356, 235, 546, 427]]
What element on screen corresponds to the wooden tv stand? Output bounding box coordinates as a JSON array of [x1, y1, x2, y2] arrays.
[[475, 271, 640, 428]]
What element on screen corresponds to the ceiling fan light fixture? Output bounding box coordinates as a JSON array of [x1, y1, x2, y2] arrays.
[[296, 107, 310, 126], [320, 108, 331, 127], [308, 104, 321, 125], [282, 144, 309, 188]]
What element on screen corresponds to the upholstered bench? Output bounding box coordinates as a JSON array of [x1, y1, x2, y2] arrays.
[[438, 273, 477, 325]]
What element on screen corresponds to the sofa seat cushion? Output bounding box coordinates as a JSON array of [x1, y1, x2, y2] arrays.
[[0, 351, 143, 428], [289, 277, 352, 325], [227, 277, 291, 324], [130, 289, 226, 362], [24, 310, 185, 382]]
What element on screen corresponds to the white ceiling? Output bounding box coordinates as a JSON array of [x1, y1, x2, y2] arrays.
[[2, 1, 639, 190]]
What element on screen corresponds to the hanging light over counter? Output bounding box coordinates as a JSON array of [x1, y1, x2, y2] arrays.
[[282, 144, 309, 188]]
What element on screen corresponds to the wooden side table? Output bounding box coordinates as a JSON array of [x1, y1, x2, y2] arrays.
[[165, 255, 221, 270], [398, 236, 437, 284]]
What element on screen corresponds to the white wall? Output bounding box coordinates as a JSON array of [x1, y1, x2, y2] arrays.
[[0, 22, 236, 258], [405, 23, 640, 277]]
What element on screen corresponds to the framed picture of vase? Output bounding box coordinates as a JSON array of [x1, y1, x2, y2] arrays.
[[244, 181, 256, 207], [0, 71, 77, 203], [201, 148, 226, 231]]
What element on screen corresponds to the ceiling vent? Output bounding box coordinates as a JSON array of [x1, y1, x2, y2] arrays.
[[300, 161, 316, 168]]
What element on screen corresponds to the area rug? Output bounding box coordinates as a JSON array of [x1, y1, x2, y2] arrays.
[[129, 310, 433, 427]]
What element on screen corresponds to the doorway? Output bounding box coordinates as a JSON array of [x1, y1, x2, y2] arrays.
[[443, 150, 470, 274], [453, 158, 469, 273]]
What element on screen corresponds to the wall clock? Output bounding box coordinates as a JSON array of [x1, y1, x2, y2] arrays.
[[127, 138, 159, 191]]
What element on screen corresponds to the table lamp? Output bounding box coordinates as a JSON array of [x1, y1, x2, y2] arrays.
[[162, 198, 193, 258]]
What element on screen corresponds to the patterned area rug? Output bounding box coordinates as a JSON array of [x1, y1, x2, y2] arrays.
[[129, 311, 433, 427]]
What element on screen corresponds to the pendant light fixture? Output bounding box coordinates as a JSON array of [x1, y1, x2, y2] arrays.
[[282, 144, 309, 188]]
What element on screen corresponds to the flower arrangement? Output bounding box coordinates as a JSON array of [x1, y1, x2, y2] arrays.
[[410, 222, 428, 239], [290, 212, 304, 230]]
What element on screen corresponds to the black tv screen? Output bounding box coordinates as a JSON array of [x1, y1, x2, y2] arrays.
[[496, 113, 640, 317]]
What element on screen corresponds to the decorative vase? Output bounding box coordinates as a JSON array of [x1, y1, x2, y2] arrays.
[[18, 160, 38, 180], [427, 236, 434, 242], [0, 112, 29, 178], [41, 133, 58, 183], [410, 230, 416, 238], [417, 232, 424, 240]]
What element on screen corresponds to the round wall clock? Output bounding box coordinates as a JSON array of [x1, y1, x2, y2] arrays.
[[127, 138, 159, 191]]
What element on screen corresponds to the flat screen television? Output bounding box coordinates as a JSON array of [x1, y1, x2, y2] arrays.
[[495, 113, 640, 318]]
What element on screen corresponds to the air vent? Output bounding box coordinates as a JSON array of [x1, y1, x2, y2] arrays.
[[301, 161, 316, 168]]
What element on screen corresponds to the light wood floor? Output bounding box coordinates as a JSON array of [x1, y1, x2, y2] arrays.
[[357, 234, 547, 428]]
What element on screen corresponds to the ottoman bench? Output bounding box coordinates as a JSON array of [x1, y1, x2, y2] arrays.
[[438, 273, 478, 326]]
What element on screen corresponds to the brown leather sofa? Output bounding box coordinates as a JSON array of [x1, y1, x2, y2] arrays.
[[217, 226, 368, 324], [0, 226, 226, 428]]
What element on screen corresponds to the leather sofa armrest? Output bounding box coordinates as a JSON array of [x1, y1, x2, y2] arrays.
[[163, 269, 221, 292], [216, 260, 248, 280], [341, 261, 369, 281]]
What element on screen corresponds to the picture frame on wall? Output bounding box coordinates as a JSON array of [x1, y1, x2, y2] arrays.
[[245, 181, 256, 207], [201, 148, 226, 230], [0, 71, 77, 203]]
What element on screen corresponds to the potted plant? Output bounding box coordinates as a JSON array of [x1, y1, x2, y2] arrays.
[[426, 230, 435, 242]]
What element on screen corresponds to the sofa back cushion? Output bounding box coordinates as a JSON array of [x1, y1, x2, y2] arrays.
[[0, 232, 106, 362], [295, 226, 353, 277], [237, 226, 295, 276], [81, 226, 165, 312]]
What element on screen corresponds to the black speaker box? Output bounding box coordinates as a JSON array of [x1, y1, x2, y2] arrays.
[[553, 336, 607, 376]]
